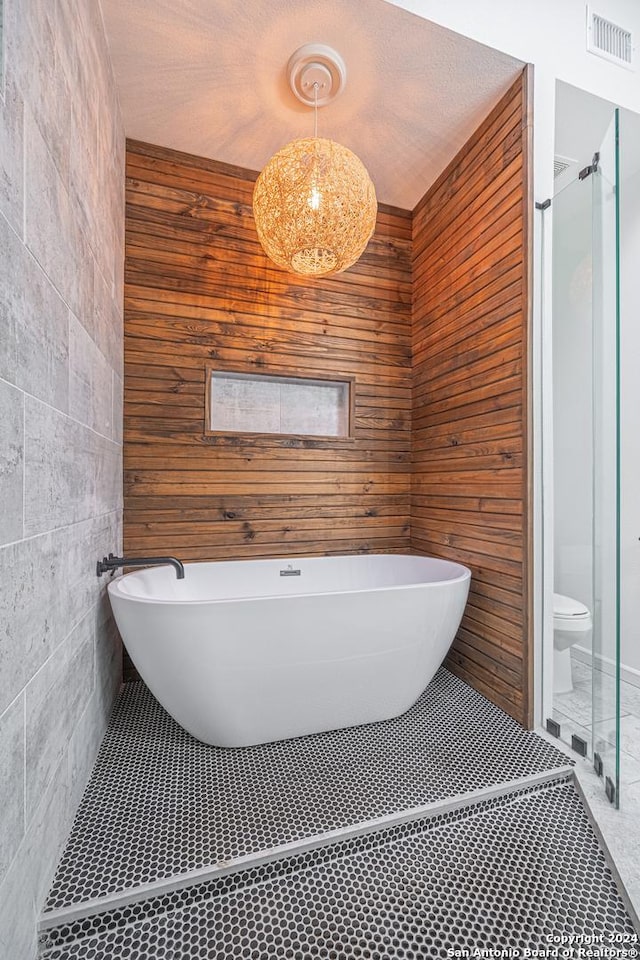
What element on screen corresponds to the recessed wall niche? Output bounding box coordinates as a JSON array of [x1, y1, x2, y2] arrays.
[[205, 368, 354, 439]]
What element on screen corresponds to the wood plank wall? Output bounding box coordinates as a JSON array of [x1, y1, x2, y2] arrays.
[[410, 68, 533, 726], [123, 69, 533, 722], [124, 141, 413, 565]]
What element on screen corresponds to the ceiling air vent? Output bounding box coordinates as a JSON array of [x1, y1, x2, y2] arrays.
[[587, 7, 634, 69], [554, 156, 576, 179]]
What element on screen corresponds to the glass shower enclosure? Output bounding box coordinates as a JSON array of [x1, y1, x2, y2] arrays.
[[591, 109, 620, 803], [548, 93, 621, 806]]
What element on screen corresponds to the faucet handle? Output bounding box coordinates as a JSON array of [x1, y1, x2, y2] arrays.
[[96, 557, 112, 577]]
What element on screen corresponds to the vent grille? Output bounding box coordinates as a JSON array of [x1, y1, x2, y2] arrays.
[[587, 8, 634, 68], [554, 156, 576, 179]]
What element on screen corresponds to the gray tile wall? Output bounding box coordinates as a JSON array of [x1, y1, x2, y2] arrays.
[[0, 0, 124, 956]]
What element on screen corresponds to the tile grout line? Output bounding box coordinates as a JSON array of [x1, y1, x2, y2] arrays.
[[23, 691, 27, 837], [0, 506, 121, 552], [38, 765, 575, 932], [0, 372, 122, 446], [21, 390, 25, 542]]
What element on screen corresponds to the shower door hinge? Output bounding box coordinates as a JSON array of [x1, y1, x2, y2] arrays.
[[605, 776, 617, 805], [571, 734, 588, 757], [579, 151, 600, 181], [594, 752, 603, 777], [546, 717, 561, 738], [535, 199, 551, 210]]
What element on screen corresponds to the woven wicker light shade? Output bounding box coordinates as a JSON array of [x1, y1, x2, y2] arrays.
[[252, 137, 377, 278]]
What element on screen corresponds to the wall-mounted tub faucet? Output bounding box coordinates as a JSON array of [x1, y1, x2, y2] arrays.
[[96, 553, 185, 579]]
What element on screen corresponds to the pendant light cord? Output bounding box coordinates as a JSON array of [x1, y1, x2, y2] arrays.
[[313, 82, 318, 138]]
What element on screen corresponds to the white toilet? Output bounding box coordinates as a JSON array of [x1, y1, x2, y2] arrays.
[[553, 593, 592, 695]]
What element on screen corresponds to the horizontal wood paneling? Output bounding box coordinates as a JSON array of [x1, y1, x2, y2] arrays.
[[410, 67, 533, 727], [124, 140, 412, 568], [124, 70, 533, 724]]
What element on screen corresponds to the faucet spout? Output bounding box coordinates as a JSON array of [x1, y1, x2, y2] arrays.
[[96, 554, 185, 579]]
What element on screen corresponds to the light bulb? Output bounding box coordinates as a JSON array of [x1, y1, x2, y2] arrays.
[[309, 186, 322, 210]]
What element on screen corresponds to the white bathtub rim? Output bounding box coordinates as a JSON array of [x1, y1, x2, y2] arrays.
[[107, 557, 471, 607]]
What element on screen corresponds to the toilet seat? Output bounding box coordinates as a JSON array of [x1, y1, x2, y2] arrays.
[[553, 592, 590, 627]]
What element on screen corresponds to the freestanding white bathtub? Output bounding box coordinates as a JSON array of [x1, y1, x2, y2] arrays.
[[108, 554, 470, 748]]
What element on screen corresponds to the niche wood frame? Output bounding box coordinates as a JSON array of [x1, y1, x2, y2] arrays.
[[123, 66, 533, 727], [204, 364, 357, 442]]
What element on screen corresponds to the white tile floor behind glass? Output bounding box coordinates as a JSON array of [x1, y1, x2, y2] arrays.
[[554, 657, 640, 789]]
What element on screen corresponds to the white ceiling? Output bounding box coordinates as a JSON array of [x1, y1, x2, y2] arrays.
[[101, 0, 523, 209]]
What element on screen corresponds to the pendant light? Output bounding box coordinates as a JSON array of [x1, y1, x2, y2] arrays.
[[252, 45, 377, 278]]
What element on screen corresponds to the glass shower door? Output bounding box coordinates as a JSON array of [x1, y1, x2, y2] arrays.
[[591, 109, 620, 806]]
